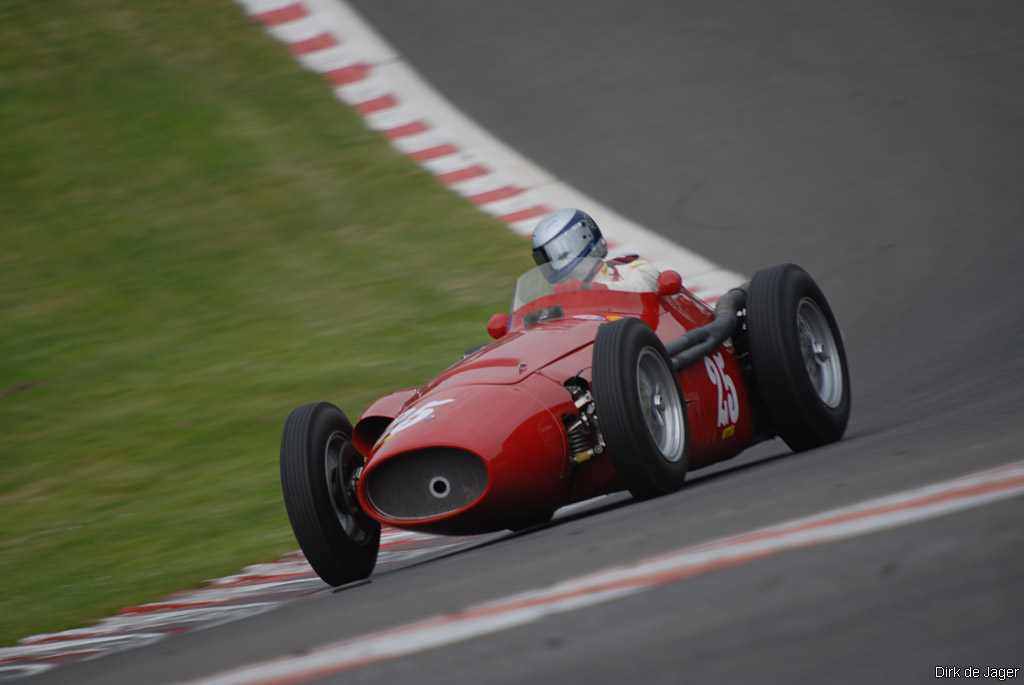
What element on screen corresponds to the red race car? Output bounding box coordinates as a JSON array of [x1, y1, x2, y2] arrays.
[[280, 258, 850, 586]]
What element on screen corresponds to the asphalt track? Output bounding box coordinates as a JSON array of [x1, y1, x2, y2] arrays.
[[32, 1, 1024, 683]]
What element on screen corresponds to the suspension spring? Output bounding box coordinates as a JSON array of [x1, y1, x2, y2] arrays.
[[568, 426, 591, 456]]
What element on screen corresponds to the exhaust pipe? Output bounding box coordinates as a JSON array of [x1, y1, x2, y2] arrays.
[[666, 285, 748, 370]]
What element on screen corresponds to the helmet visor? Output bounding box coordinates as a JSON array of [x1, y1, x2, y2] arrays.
[[534, 222, 596, 272]]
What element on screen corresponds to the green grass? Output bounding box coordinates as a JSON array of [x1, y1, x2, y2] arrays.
[[0, 0, 530, 645]]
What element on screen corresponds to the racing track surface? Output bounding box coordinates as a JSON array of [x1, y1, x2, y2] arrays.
[[33, 1, 1024, 683]]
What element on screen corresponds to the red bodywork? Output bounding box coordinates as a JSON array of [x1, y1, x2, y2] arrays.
[[353, 280, 756, 535]]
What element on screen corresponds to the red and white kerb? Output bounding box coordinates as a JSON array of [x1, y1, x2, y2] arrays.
[[238, 0, 747, 302], [245, 0, 554, 235]]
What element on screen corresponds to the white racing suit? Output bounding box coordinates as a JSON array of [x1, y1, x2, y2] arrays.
[[589, 255, 661, 292]]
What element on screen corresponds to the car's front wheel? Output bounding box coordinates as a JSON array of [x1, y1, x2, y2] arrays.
[[280, 402, 380, 586]]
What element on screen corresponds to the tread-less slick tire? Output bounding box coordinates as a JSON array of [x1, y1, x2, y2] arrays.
[[593, 317, 690, 500], [746, 263, 851, 451]]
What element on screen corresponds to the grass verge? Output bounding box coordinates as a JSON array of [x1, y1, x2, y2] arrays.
[[0, 0, 530, 645]]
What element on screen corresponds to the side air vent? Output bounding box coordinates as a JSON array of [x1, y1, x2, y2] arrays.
[[365, 448, 488, 520]]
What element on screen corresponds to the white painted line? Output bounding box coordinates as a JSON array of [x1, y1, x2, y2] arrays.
[[180, 461, 1024, 685]]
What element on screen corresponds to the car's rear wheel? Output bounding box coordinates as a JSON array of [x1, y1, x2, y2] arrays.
[[592, 317, 690, 500], [745, 263, 851, 451], [281, 402, 381, 586]]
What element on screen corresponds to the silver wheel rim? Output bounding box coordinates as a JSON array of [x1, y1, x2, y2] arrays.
[[636, 347, 685, 461], [324, 431, 371, 544], [796, 297, 844, 408]]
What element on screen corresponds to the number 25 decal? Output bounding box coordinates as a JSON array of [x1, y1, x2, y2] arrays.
[[704, 353, 739, 427]]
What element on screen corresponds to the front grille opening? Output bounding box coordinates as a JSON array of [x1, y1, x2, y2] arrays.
[[365, 448, 488, 520]]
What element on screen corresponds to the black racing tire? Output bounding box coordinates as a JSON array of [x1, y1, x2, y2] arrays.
[[280, 402, 381, 586], [745, 263, 851, 451], [592, 317, 690, 500]]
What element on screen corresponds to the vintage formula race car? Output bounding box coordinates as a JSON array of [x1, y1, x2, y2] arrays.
[[280, 258, 850, 586]]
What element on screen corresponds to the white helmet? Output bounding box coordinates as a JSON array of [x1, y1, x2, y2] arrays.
[[530, 209, 607, 281]]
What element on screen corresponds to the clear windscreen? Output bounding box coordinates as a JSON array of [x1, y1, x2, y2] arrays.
[[511, 257, 605, 311]]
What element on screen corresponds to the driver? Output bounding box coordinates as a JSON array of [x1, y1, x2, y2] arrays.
[[530, 209, 660, 292]]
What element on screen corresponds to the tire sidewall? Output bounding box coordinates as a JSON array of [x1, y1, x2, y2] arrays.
[[305, 406, 378, 546], [594, 318, 690, 499]]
